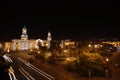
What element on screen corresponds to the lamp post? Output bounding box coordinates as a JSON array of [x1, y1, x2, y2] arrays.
[[105, 58, 109, 79], [88, 44, 92, 52], [106, 58, 109, 67], [94, 44, 98, 52], [88, 69, 92, 78], [106, 58, 109, 62]]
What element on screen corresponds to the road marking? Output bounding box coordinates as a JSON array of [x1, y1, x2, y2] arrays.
[[18, 58, 55, 80], [9, 72, 13, 80], [19, 68, 31, 80], [8, 66, 17, 80], [19, 66, 35, 80], [25, 63, 53, 80], [3, 55, 13, 62], [27, 62, 55, 80], [9, 66, 14, 73]]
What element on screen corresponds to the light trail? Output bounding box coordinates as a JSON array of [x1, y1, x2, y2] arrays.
[[17, 58, 55, 80]]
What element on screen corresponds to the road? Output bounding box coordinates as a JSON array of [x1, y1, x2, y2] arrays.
[[8, 51, 68, 80], [9, 54, 55, 80], [7, 50, 120, 80]]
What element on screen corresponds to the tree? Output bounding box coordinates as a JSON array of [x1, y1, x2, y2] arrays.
[[68, 51, 105, 77], [98, 43, 117, 57]]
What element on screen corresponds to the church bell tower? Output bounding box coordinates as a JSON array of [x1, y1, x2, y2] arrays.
[[47, 31, 52, 49], [21, 26, 28, 40], [21, 25, 28, 50]]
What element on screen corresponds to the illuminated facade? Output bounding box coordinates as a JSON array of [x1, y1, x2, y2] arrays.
[[47, 31, 52, 49], [9, 26, 52, 51], [103, 41, 120, 50], [11, 26, 36, 51], [4, 42, 11, 52], [20, 27, 29, 50]]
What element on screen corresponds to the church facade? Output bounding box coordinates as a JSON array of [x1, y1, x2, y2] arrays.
[[4, 26, 52, 51]]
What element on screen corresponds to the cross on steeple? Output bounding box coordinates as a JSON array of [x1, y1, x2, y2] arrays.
[[22, 25, 27, 35]]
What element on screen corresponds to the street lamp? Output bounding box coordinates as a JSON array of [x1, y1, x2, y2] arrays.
[[37, 51, 40, 54], [64, 50, 68, 53], [94, 44, 98, 52], [106, 58, 109, 62], [65, 42, 69, 46], [105, 58, 109, 79], [105, 58, 109, 68], [30, 49, 33, 52], [88, 44, 92, 48]]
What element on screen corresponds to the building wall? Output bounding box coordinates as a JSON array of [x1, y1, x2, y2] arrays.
[[11, 39, 37, 51], [4, 42, 11, 52], [3, 27, 52, 51], [103, 41, 120, 49]]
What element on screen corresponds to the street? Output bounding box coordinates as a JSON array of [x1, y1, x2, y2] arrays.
[[4, 50, 120, 80], [10, 54, 55, 80]]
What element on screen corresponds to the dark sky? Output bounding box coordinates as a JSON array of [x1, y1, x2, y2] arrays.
[[1, 0, 120, 41]]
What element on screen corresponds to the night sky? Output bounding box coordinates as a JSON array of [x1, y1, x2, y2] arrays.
[[1, 0, 120, 41]]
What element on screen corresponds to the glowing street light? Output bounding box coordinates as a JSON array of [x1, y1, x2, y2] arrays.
[[105, 58, 109, 78], [88, 44, 92, 48], [65, 42, 69, 46], [106, 58, 109, 62], [66, 57, 70, 62], [64, 50, 68, 53], [30, 49, 33, 52], [37, 51, 40, 54], [0, 43, 2, 48], [94, 44, 98, 48]]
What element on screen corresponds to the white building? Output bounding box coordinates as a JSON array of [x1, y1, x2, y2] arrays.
[[9, 26, 52, 51]]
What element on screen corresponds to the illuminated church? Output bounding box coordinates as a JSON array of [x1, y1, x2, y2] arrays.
[[10, 26, 52, 51]]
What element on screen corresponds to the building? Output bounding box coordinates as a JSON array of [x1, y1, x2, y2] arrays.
[[4, 42, 11, 52], [47, 31, 52, 49], [4, 26, 52, 51], [103, 41, 120, 50]]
